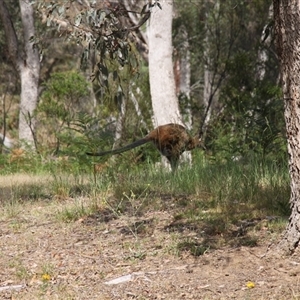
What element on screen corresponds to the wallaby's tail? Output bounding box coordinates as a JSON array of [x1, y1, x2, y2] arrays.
[[86, 138, 149, 157]]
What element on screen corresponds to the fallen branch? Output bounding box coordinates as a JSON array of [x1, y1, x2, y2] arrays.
[[0, 284, 25, 292]]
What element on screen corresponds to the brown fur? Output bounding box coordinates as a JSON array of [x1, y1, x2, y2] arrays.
[[87, 123, 201, 171]]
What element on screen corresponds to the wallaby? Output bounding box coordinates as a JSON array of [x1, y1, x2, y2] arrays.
[[87, 123, 202, 171]]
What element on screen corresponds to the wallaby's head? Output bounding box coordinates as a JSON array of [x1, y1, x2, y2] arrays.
[[187, 136, 205, 150]]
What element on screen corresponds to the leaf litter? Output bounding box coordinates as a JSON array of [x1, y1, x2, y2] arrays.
[[0, 198, 300, 299]]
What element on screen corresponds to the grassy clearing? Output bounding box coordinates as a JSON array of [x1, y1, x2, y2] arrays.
[[0, 151, 290, 256]]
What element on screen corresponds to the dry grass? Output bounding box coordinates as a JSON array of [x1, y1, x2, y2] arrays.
[[0, 173, 52, 188]]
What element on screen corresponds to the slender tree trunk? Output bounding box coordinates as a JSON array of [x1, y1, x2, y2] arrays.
[[201, 0, 220, 140], [114, 95, 127, 149], [130, 86, 149, 131], [273, 0, 300, 254], [257, 4, 273, 81], [178, 26, 192, 130], [203, 60, 213, 138], [148, 0, 182, 127], [0, 0, 40, 147], [18, 0, 40, 146]]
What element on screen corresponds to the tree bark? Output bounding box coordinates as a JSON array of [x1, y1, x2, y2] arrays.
[[273, 0, 300, 254], [178, 26, 192, 130], [114, 95, 127, 149], [148, 0, 182, 127], [18, 0, 40, 146], [0, 0, 40, 147], [257, 4, 273, 81]]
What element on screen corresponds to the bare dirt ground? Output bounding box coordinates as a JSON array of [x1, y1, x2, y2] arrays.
[[0, 180, 300, 299]]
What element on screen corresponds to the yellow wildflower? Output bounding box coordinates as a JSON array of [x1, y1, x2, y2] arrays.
[[246, 281, 255, 289], [42, 273, 51, 281]]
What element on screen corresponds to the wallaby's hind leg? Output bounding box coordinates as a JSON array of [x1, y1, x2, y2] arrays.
[[167, 156, 180, 172]]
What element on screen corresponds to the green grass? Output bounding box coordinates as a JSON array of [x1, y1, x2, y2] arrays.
[[0, 151, 290, 253], [108, 153, 290, 215]]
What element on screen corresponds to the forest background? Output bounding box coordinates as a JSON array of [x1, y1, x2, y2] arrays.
[[0, 0, 286, 168]]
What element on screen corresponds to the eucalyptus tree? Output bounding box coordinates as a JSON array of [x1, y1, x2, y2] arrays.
[[0, 0, 40, 147], [273, 0, 300, 254], [148, 1, 182, 127]]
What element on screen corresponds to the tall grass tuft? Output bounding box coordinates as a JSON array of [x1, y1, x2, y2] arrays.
[[112, 152, 290, 217]]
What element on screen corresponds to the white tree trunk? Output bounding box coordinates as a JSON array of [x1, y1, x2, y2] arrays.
[[257, 4, 273, 81], [19, 0, 40, 146], [130, 86, 149, 131], [114, 95, 127, 148], [178, 26, 192, 130], [0, 0, 40, 147], [148, 0, 182, 127], [203, 60, 213, 136]]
